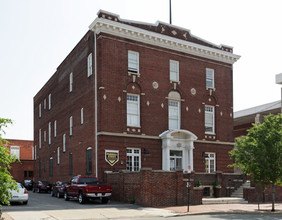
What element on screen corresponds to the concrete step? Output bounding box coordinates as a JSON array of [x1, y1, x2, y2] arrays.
[[202, 197, 248, 204]]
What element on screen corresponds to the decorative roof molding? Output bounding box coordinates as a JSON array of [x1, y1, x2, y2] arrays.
[[89, 16, 240, 64]]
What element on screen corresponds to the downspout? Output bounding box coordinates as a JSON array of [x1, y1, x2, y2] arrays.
[[94, 31, 98, 178]]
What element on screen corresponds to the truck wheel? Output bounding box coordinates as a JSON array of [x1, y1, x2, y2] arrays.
[[64, 191, 69, 201], [102, 197, 109, 204], [78, 192, 86, 204]]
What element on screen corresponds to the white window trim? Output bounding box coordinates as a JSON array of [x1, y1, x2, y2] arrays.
[[205, 105, 215, 134], [70, 72, 73, 92], [39, 103, 41, 118], [126, 93, 140, 127], [10, 146, 20, 159], [169, 60, 179, 82], [206, 68, 215, 89], [168, 100, 181, 130], [81, 108, 84, 125], [48, 94, 51, 110], [54, 120, 57, 137], [48, 122, 51, 145], [205, 152, 216, 173], [128, 50, 139, 74], [39, 129, 41, 149], [126, 148, 141, 172], [63, 134, 66, 152], [69, 116, 73, 136], [87, 53, 93, 77]]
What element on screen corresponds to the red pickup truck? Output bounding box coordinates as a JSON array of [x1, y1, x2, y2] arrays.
[[64, 175, 112, 204]]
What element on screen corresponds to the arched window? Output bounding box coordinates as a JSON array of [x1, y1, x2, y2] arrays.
[[168, 91, 181, 130]]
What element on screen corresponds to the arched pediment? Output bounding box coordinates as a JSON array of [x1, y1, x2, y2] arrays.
[[159, 129, 197, 141]]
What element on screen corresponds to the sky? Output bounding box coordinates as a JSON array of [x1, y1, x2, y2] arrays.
[[0, 0, 281, 140]]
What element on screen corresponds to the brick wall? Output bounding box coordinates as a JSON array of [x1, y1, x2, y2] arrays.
[[104, 168, 202, 207], [10, 160, 34, 182], [244, 185, 282, 203]]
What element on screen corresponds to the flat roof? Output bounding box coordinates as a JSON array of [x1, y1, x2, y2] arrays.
[[234, 100, 281, 126]]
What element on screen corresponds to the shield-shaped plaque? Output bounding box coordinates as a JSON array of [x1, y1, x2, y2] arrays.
[[105, 150, 119, 166]]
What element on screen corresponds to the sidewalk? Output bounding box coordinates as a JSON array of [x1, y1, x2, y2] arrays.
[[2, 203, 282, 220], [161, 202, 282, 215]]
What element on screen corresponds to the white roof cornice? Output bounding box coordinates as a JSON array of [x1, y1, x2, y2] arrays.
[[89, 17, 240, 64]]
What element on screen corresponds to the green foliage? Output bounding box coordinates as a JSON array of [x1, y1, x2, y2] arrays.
[[230, 114, 282, 186], [0, 118, 18, 206]]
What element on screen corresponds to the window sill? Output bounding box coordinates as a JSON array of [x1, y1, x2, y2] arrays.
[[206, 87, 216, 91], [170, 80, 180, 84], [128, 71, 140, 76]]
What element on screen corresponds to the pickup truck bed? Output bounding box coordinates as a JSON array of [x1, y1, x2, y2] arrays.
[[64, 175, 112, 204]]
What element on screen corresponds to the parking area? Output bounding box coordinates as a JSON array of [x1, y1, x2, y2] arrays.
[[2, 191, 176, 220]]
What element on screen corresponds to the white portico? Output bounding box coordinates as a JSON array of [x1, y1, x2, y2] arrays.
[[159, 129, 197, 172]]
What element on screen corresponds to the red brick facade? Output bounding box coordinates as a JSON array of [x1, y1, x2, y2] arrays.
[[33, 11, 239, 184], [4, 139, 34, 182]]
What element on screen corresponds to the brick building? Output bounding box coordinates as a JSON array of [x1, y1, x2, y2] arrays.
[[5, 139, 34, 182], [34, 10, 240, 183], [234, 100, 281, 138]]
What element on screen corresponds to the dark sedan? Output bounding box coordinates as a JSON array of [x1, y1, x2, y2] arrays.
[[33, 181, 52, 193], [51, 181, 69, 198], [22, 180, 33, 190]]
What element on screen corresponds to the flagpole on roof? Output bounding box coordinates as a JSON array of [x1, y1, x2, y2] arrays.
[[169, 0, 172, 24]]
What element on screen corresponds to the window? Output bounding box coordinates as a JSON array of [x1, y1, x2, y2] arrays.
[[205, 106, 215, 134], [44, 130, 46, 143], [57, 147, 60, 165], [81, 108, 84, 125], [205, 152, 216, 173], [168, 91, 181, 130], [39, 129, 41, 149], [63, 134, 66, 152], [206, 68, 214, 88], [69, 153, 73, 176], [126, 148, 141, 171], [170, 60, 179, 82], [48, 94, 51, 110], [69, 116, 73, 136], [128, 51, 139, 74], [169, 100, 180, 130], [10, 146, 20, 159], [170, 150, 182, 171], [39, 103, 41, 118], [127, 94, 140, 127], [48, 122, 51, 145], [44, 99, 46, 109], [87, 53, 92, 77], [86, 147, 92, 174], [69, 72, 73, 92], [54, 120, 57, 137], [24, 171, 33, 178], [49, 157, 53, 177]]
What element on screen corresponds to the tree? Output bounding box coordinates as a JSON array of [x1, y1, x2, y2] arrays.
[[0, 118, 18, 207], [230, 114, 282, 212]]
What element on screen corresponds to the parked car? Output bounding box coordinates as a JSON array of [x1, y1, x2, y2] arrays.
[[9, 182, 28, 205], [32, 181, 52, 193], [51, 181, 69, 198], [64, 175, 112, 204], [22, 180, 33, 190]]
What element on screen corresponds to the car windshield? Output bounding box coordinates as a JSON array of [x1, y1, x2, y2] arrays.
[[18, 183, 24, 189], [24, 180, 31, 183], [78, 177, 98, 184], [41, 181, 49, 185]]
